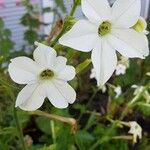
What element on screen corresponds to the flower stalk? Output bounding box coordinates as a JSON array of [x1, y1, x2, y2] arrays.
[[28, 110, 77, 134], [50, 0, 79, 47], [120, 83, 150, 120], [13, 108, 27, 150]]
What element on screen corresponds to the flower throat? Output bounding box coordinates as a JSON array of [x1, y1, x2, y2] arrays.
[[98, 21, 112, 36], [40, 69, 54, 80]]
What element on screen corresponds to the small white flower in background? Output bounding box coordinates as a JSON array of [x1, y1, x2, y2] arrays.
[[115, 64, 126, 76], [59, 0, 149, 86], [8, 42, 76, 111], [114, 86, 122, 98], [146, 72, 150, 76], [128, 121, 142, 143], [115, 56, 130, 75], [90, 68, 96, 79], [131, 84, 138, 89], [101, 85, 107, 93]]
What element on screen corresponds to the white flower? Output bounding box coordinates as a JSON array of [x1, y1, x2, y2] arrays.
[[114, 86, 122, 98], [115, 64, 126, 75], [8, 42, 76, 111], [59, 0, 149, 86], [90, 68, 96, 79], [128, 121, 142, 143], [146, 72, 150, 76], [101, 85, 107, 93]]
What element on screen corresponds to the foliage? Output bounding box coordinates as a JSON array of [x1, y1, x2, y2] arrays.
[[0, 18, 14, 61]]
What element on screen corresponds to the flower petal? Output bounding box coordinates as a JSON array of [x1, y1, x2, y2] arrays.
[[91, 39, 117, 86], [81, 0, 111, 23], [46, 82, 68, 108], [59, 20, 98, 52], [112, 0, 141, 28], [16, 83, 46, 111], [34, 42, 57, 67], [53, 79, 76, 104], [8, 57, 39, 84], [54, 56, 67, 72], [56, 65, 76, 81], [108, 28, 149, 58]]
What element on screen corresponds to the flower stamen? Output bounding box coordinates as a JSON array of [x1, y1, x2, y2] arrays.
[[98, 21, 112, 36], [40, 69, 54, 80]]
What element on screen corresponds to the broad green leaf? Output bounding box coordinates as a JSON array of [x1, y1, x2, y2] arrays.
[[35, 116, 51, 135], [75, 130, 94, 150]]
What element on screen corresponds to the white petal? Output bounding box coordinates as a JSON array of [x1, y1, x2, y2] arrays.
[[81, 0, 111, 23], [54, 56, 67, 72], [112, 0, 141, 28], [34, 42, 57, 67], [91, 39, 117, 86], [56, 65, 76, 81], [53, 79, 76, 104], [59, 20, 98, 52], [46, 81, 75, 108], [8, 57, 39, 84], [16, 83, 46, 111], [108, 28, 149, 58]]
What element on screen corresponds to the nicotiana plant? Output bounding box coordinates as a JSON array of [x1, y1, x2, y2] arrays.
[[1, 0, 150, 149], [59, 0, 149, 86]]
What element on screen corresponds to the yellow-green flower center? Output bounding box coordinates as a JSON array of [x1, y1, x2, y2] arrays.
[[132, 18, 146, 32], [98, 21, 112, 36], [40, 69, 54, 80]]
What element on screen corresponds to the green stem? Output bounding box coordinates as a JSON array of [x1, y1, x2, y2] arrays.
[[69, 0, 79, 16], [13, 108, 27, 150], [50, 0, 79, 47], [86, 88, 100, 108], [120, 84, 149, 120], [50, 26, 66, 47], [50, 120, 56, 149], [29, 110, 77, 134]]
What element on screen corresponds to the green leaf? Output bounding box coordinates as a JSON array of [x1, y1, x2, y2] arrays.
[[0, 39, 13, 56], [137, 102, 150, 116], [75, 130, 94, 150], [0, 18, 4, 29], [3, 29, 11, 37], [35, 116, 51, 135], [21, 13, 40, 28], [24, 30, 38, 44], [76, 59, 91, 74], [55, 0, 66, 12], [84, 113, 98, 130]]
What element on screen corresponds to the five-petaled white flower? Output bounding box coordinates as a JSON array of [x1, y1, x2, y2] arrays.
[[8, 42, 76, 111], [128, 121, 142, 143], [59, 0, 149, 86], [114, 86, 122, 98], [115, 64, 127, 75]]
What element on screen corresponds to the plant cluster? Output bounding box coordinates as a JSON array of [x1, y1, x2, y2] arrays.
[[0, 0, 150, 150]]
